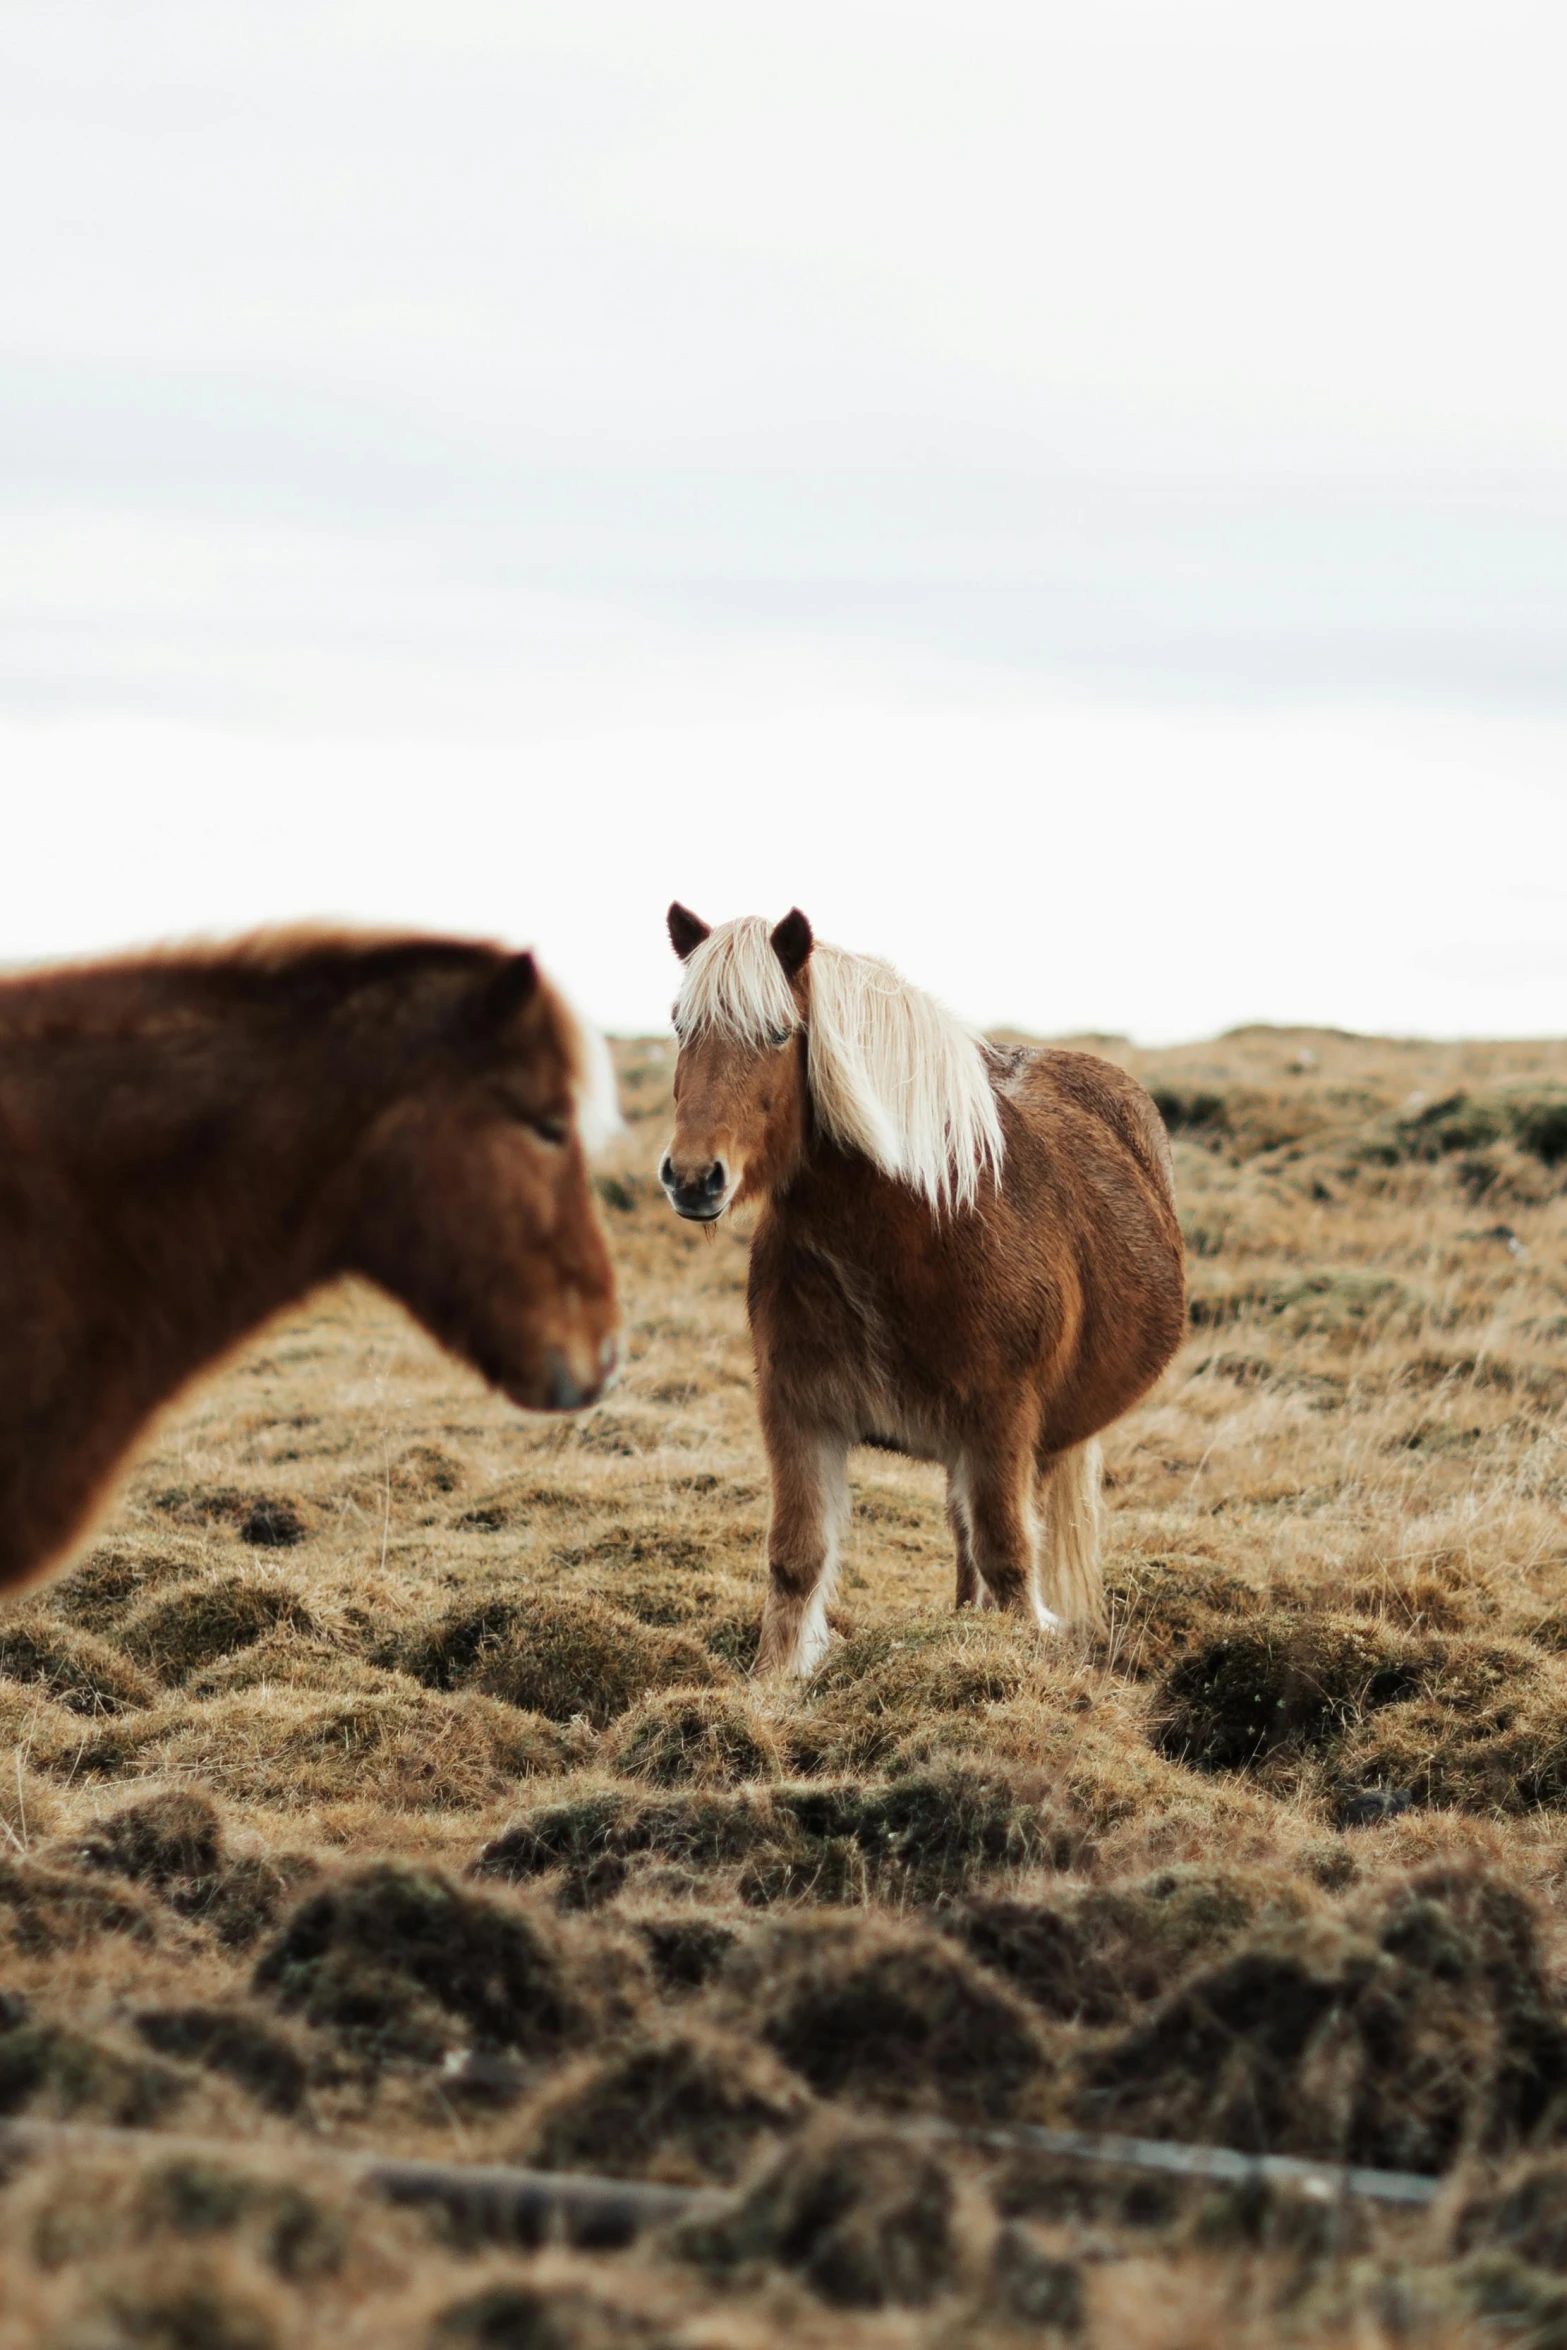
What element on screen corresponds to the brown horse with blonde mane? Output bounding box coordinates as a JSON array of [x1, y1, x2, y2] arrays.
[[0, 929, 621, 1597], [661, 905, 1184, 1676]]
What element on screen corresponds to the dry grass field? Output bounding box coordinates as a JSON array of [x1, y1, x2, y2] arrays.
[[4, 1023, 1567, 2348]]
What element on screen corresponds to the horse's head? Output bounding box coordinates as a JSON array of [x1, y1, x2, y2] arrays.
[[343, 950, 622, 1410], [660, 903, 812, 1222]]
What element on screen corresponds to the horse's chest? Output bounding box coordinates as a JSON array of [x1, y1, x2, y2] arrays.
[[769, 1240, 888, 1350], [756, 1237, 927, 1424]]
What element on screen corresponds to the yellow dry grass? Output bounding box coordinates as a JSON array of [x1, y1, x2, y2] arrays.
[[1, 1023, 1566, 2347]]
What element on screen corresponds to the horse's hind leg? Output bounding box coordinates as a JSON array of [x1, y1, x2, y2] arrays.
[[1035, 1439, 1105, 1629], [755, 1416, 850, 1678], [954, 1448, 1063, 1633]]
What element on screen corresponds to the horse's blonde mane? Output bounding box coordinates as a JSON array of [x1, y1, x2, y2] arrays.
[[553, 985, 621, 1158], [674, 917, 1005, 1212]]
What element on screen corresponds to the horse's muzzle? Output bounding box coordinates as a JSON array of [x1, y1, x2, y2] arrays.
[[519, 1334, 621, 1413], [659, 1154, 729, 1222]]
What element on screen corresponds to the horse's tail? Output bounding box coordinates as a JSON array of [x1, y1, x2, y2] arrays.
[[1037, 1439, 1104, 1628]]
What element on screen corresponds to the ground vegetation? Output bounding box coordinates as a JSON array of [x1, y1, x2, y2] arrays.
[[2, 1026, 1566, 2344]]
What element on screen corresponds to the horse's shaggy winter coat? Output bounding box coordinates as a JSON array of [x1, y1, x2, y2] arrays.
[[0, 929, 620, 1595], [661, 905, 1184, 1675]]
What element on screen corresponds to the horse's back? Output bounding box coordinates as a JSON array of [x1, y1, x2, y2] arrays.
[[988, 1046, 1184, 1436], [998, 1046, 1178, 1221]]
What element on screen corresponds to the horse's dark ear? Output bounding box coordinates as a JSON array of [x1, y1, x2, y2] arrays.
[[479, 951, 539, 1029], [667, 903, 711, 961], [770, 908, 813, 980]]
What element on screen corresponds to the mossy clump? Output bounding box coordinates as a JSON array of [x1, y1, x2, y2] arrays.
[[1274, 1270, 1413, 1335], [474, 1787, 646, 1895], [694, 1605, 762, 1676], [1150, 1083, 1234, 1140], [950, 1865, 1312, 2027], [1097, 1556, 1266, 1680], [185, 1626, 395, 1702], [77, 2274, 280, 2350], [64, 1687, 574, 1811], [134, 2008, 309, 2116], [0, 1857, 159, 1953], [720, 1914, 1049, 2119], [254, 1690, 571, 1808], [137, 2159, 344, 2280], [121, 1576, 314, 1682], [0, 2010, 186, 2127], [47, 1537, 208, 1632], [1334, 1644, 1567, 1816], [1154, 1083, 1346, 1160], [182, 1853, 323, 1950], [673, 2120, 971, 2309], [19, 2147, 353, 2289], [606, 1688, 781, 1786], [1071, 1864, 1567, 2174], [630, 1914, 743, 1994], [401, 1592, 717, 1727], [253, 1863, 627, 2064], [77, 1790, 225, 1886], [579, 1567, 756, 1650], [0, 1614, 154, 1714], [792, 1620, 1055, 1774], [477, 1762, 1073, 1911], [1186, 1267, 1414, 1337], [1392, 1085, 1567, 1171], [75, 1795, 319, 1946], [749, 1762, 1082, 1905], [390, 1441, 466, 1498], [238, 1498, 306, 1548], [1154, 1615, 1426, 1773], [430, 2281, 665, 2348], [515, 2024, 812, 2183], [153, 1485, 307, 1547], [474, 1786, 773, 1909]]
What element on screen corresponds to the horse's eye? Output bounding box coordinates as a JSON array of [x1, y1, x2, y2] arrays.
[[766, 1027, 793, 1050], [526, 1113, 569, 1147]]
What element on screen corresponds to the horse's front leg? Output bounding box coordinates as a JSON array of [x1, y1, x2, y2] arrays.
[[947, 1475, 983, 1609], [755, 1408, 850, 1678], [955, 1444, 1065, 1634]]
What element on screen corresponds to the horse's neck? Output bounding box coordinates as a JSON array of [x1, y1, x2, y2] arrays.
[[0, 972, 401, 1589], [5, 979, 369, 1363], [769, 1143, 922, 1256]]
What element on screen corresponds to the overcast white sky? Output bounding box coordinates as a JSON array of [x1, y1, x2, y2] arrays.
[[3, 1, 1565, 1039]]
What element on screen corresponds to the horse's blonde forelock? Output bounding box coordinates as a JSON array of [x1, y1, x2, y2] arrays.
[[674, 917, 1004, 1213], [674, 917, 802, 1048]]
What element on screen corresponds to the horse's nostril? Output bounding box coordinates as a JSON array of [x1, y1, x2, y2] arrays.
[[661, 1156, 728, 1221]]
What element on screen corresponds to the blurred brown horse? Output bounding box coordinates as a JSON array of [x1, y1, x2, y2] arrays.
[[0, 929, 621, 1596], [661, 905, 1184, 1676]]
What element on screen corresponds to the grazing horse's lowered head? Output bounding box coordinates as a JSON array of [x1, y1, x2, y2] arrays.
[[337, 939, 623, 1414], [0, 928, 623, 1595], [659, 901, 1183, 1677]]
